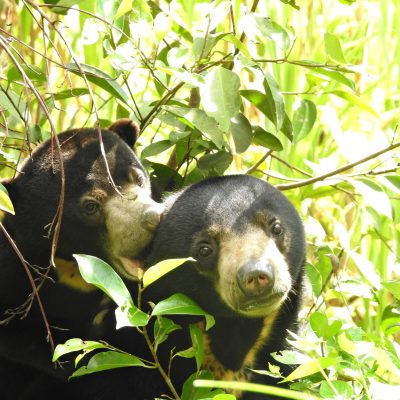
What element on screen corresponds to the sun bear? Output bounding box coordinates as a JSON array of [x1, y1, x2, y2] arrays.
[[59, 175, 306, 400], [0, 119, 164, 399]]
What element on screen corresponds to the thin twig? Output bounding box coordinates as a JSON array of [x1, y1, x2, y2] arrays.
[[0, 223, 55, 351], [245, 150, 272, 174], [276, 141, 400, 190]]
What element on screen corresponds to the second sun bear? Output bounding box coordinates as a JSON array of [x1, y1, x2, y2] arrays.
[[0, 119, 163, 399]]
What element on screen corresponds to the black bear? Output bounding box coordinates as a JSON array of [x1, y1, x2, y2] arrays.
[[0, 119, 164, 399], [66, 174, 306, 400], [143, 175, 306, 399]]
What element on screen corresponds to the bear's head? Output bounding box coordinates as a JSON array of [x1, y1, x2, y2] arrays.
[[145, 175, 305, 318], [2, 119, 163, 280]]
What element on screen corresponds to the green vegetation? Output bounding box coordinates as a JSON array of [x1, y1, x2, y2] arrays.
[[0, 0, 399, 398]]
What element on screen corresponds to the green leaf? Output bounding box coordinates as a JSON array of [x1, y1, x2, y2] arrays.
[[272, 350, 310, 365], [280, 112, 294, 141], [197, 151, 233, 173], [154, 316, 181, 348], [230, 113, 253, 153], [142, 258, 193, 288], [154, 12, 173, 42], [189, 324, 204, 371], [320, 381, 352, 398], [307, 66, 355, 90], [241, 89, 285, 131], [67, 63, 128, 104], [164, 106, 225, 148], [141, 140, 173, 158], [53, 338, 108, 362], [50, 88, 90, 100], [73, 254, 133, 308], [293, 99, 317, 142], [263, 72, 285, 131], [243, 14, 291, 51], [115, 303, 150, 328], [310, 312, 328, 338], [256, 17, 291, 51], [200, 67, 242, 132], [72, 351, 146, 377], [222, 34, 251, 58], [324, 33, 347, 64], [383, 280, 400, 300], [310, 312, 342, 340], [157, 66, 205, 87], [329, 90, 380, 118], [282, 357, 341, 382], [0, 183, 15, 215], [380, 304, 400, 335], [114, 0, 132, 20], [0, 89, 26, 121], [152, 293, 215, 330], [252, 126, 283, 151], [7, 65, 46, 83], [351, 177, 392, 218], [278, 0, 300, 9]]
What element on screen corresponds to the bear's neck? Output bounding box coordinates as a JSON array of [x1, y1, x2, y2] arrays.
[[204, 270, 304, 373]]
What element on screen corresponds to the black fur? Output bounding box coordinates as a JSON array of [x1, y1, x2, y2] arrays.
[[0, 121, 162, 399], [66, 175, 305, 400]]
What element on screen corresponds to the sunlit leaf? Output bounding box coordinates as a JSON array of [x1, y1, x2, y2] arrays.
[[152, 293, 215, 330], [73, 254, 133, 307], [306, 65, 355, 90], [141, 140, 173, 158], [282, 357, 341, 382], [352, 178, 392, 218], [383, 280, 400, 300], [0, 183, 14, 215], [241, 89, 285, 132], [230, 113, 253, 153], [200, 67, 242, 132], [50, 88, 90, 100], [198, 151, 233, 173], [310, 312, 342, 340], [252, 126, 283, 151], [0, 89, 26, 121], [154, 12, 173, 42], [324, 33, 347, 64], [53, 338, 108, 362], [263, 72, 285, 131], [154, 316, 181, 348], [330, 90, 380, 118], [142, 258, 193, 288], [7, 65, 46, 82], [114, 0, 132, 20], [320, 381, 352, 398], [67, 63, 129, 104], [164, 106, 225, 148], [72, 351, 146, 377], [293, 99, 317, 142]]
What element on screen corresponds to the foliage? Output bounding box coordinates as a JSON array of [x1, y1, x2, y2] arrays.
[[0, 0, 399, 399]]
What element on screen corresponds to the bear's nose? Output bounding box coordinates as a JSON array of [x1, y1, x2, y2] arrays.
[[143, 203, 164, 231], [236, 260, 275, 298]]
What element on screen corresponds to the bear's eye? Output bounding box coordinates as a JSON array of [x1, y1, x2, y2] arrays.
[[197, 245, 213, 258], [83, 200, 100, 215], [271, 222, 283, 236], [136, 174, 145, 188]]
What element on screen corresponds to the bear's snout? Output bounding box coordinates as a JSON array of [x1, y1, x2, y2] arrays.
[[236, 260, 275, 298], [143, 203, 165, 231]]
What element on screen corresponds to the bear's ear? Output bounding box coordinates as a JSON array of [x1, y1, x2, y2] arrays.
[[108, 119, 140, 148]]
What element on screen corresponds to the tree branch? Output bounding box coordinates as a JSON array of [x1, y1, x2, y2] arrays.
[[276, 141, 400, 190]]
